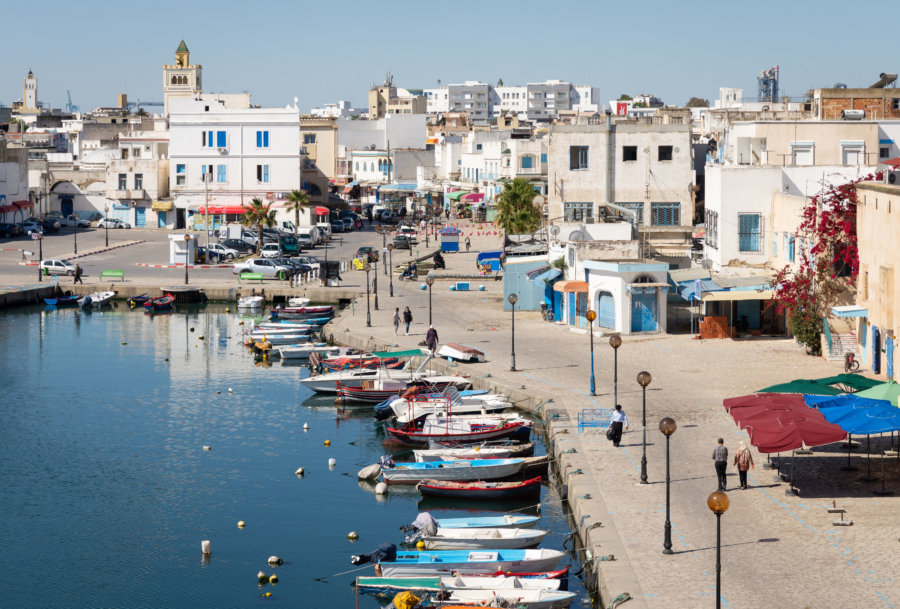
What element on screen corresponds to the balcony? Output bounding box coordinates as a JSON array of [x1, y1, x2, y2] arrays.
[[114, 189, 146, 200]]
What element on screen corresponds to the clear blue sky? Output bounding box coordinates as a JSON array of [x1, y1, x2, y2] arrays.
[[2, 0, 894, 113]]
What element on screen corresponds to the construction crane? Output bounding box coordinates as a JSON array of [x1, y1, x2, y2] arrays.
[[66, 90, 79, 113], [126, 100, 164, 114]]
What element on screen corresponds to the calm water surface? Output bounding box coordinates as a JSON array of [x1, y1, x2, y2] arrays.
[[0, 304, 586, 608]]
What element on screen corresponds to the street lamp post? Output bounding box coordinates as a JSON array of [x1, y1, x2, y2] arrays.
[[609, 334, 622, 406], [73, 212, 78, 254], [378, 226, 388, 276], [425, 276, 435, 325], [373, 252, 379, 311], [659, 417, 677, 554], [364, 262, 372, 327], [508, 293, 518, 371], [586, 310, 597, 395], [637, 371, 652, 484], [37, 233, 43, 282], [183, 234, 191, 285], [707, 491, 730, 609], [104, 206, 110, 247], [387, 243, 394, 297], [322, 232, 329, 286]]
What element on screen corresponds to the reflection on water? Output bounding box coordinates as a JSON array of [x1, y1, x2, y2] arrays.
[[0, 305, 586, 609]]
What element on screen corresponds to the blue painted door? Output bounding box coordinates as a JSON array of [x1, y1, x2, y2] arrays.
[[887, 336, 894, 380], [576, 292, 588, 328], [596, 292, 615, 329], [631, 288, 659, 333], [553, 291, 563, 322], [872, 326, 881, 375], [135, 207, 146, 227], [568, 292, 576, 326], [157, 211, 167, 228], [60, 197, 73, 216]]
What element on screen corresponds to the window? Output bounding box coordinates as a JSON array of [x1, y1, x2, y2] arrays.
[[378, 160, 383, 171], [118, 174, 127, 190], [738, 213, 762, 253], [303, 134, 316, 145], [790, 141, 814, 166], [257, 164, 269, 183], [121, 148, 129, 160], [134, 174, 143, 190], [894, 99, 900, 110], [651, 202, 680, 226], [476, 144, 482, 150], [788, 235, 795, 262], [176, 164, 186, 186], [520, 155, 534, 170], [841, 141, 864, 165], [216, 131, 226, 148], [355, 162, 359, 170], [881, 147, 890, 159], [619, 202, 645, 226], [540, 153, 547, 163], [256, 131, 270, 148], [658, 146, 673, 161], [569, 146, 588, 170], [772, 233, 778, 257], [133, 148, 141, 159], [564, 201, 593, 222], [705, 209, 718, 247], [201, 165, 213, 181], [623, 146, 637, 162], [216, 164, 227, 183]]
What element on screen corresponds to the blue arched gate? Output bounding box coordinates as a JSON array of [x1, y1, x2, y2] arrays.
[[60, 197, 73, 217], [596, 291, 615, 330]]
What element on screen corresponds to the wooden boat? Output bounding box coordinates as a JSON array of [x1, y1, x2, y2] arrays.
[[417, 476, 543, 501], [419, 527, 548, 550], [127, 293, 150, 308], [80, 291, 115, 308], [237, 295, 265, 308], [248, 327, 313, 339], [254, 321, 316, 331], [143, 293, 174, 311], [433, 588, 576, 609], [338, 378, 468, 404], [287, 296, 310, 307], [385, 414, 532, 446], [44, 294, 80, 306], [414, 445, 516, 462], [426, 441, 536, 459], [381, 458, 524, 485], [323, 356, 401, 372], [435, 515, 539, 530], [437, 342, 487, 363], [356, 574, 561, 595], [276, 344, 353, 360], [246, 334, 312, 346], [270, 305, 334, 320], [377, 548, 564, 576]]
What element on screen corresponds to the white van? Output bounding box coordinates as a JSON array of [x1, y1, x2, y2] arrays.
[[296, 226, 319, 247], [316, 221, 332, 240]]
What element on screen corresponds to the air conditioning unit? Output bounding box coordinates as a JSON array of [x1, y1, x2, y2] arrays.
[[217, 147, 227, 155], [884, 170, 900, 185]]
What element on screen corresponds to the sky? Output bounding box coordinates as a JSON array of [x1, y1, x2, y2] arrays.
[[2, 0, 897, 114]]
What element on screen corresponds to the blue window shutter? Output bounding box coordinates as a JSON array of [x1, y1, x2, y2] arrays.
[[217, 131, 226, 148], [256, 131, 262, 147], [263, 165, 269, 182], [264, 131, 269, 147], [541, 153, 547, 163], [217, 165, 226, 183], [207, 131, 213, 147]]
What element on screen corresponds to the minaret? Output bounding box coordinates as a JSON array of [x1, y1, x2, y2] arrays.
[[22, 70, 38, 113], [163, 40, 202, 116]]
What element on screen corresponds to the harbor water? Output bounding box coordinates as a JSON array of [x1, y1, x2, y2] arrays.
[[0, 304, 588, 608]]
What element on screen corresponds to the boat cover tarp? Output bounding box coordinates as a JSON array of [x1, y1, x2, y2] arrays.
[[371, 349, 426, 359]]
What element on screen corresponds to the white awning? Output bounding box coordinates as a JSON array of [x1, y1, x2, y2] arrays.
[[702, 290, 774, 302]]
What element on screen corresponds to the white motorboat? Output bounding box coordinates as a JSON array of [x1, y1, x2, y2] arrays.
[[435, 515, 539, 530], [287, 296, 310, 307], [301, 355, 469, 394], [388, 387, 513, 425], [237, 296, 265, 308], [277, 344, 352, 360], [355, 574, 561, 593], [246, 334, 313, 346], [380, 458, 524, 485], [377, 548, 565, 577], [79, 291, 115, 308], [437, 342, 487, 363], [420, 527, 548, 550], [255, 321, 316, 331], [418, 413, 532, 437], [414, 445, 515, 462], [438, 587, 575, 609]]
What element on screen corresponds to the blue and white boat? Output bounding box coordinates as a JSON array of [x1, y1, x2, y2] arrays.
[[381, 458, 524, 485], [378, 548, 564, 576], [435, 515, 539, 530]]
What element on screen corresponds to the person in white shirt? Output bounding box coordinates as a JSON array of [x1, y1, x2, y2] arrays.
[[609, 404, 629, 447]]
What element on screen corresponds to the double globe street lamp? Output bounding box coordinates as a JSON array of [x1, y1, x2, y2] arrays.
[[637, 371, 651, 484], [659, 416, 677, 554]]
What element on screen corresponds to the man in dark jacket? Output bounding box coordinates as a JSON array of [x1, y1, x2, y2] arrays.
[[425, 325, 438, 354]]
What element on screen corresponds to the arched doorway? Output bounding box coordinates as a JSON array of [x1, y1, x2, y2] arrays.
[[631, 275, 659, 333], [595, 291, 615, 329]]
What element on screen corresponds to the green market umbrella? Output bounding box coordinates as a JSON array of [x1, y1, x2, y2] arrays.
[[855, 381, 900, 407], [814, 374, 883, 394], [757, 379, 843, 396]]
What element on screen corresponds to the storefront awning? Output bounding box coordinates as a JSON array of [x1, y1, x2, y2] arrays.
[[553, 280, 589, 293], [152, 201, 174, 211], [461, 193, 484, 203], [315, 206, 329, 215], [532, 267, 562, 288], [701, 290, 774, 302], [831, 305, 869, 318], [447, 191, 471, 201], [199, 205, 251, 215]]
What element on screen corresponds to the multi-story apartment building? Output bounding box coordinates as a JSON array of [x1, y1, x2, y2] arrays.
[[105, 130, 170, 228], [426, 80, 603, 122], [368, 76, 426, 119], [547, 118, 695, 262], [299, 115, 338, 204], [168, 98, 304, 230]]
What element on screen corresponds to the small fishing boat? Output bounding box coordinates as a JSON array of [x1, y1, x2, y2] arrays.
[[237, 295, 265, 308], [414, 445, 516, 462], [287, 296, 310, 307], [143, 293, 174, 312], [435, 514, 539, 530], [418, 527, 548, 550], [44, 294, 80, 306], [270, 305, 334, 320], [338, 378, 470, 404], [383, 388, 513, 425], [433, 588, 576, 609], [248, 328, 314, 340], [381, 458, 525, 485], [322, 355, 399, 372], [80, 291, 115, 308], [127, 293, 150, 308], [377, 548, 564, 577], [426, 441, 536, 459], [277, 344, 352, 360], [246, 333, 313, 346], [385, 414, 532, 446], [356, 574, 561, 595], [417, 476, 543, 501], [254, 321, 316, 331], [437, 342, 487, 363]]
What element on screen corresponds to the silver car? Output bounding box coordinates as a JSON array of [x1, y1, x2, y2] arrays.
[[40, 259, 77, 275], [231, 258, 294, 279]]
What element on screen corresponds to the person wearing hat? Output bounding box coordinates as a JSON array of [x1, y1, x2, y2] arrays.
[[425, 325, 439, 355], [733, 440, 754, 490]]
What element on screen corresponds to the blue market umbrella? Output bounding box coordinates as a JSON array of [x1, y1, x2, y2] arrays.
[[812, 397, 900, 493]]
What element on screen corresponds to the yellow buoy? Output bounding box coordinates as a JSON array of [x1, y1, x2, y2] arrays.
[[226, 308, 231, 313], [416, 541, 425, 550], [324, 440, 331, 446], [121, 342, 127, 345], [269, 574, 278, 584], [238, 520, 246, 528], [265, 592, 271, 597], [347, 531, 359, 540], [199, 335, 205, 340]]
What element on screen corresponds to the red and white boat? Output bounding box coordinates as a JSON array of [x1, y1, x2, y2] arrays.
[[386, 413, 532, 445]]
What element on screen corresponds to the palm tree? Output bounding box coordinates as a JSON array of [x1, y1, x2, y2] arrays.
[[495, 178, 542, 235], [285, 189, 310, 236], [241, 198, 276, 256]]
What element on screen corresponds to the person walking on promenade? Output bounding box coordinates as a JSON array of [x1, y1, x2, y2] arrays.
[[73, 264, 84, 284], [392, 308, 401, 335], [465, 236, 471, 252], [425, 325, 439, 354], [402, 306, 413, 336], [734, 440, 754, 489], [713, 438, 729, 491], [609, 404, 628, 447]]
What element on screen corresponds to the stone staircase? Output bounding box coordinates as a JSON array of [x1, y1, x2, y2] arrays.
[[827, 331, 858, 361]]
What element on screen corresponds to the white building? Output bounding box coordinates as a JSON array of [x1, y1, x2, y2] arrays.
[[337, 114, 426, 151], [309, 100, 365, 119], [106, 129, 170, 228], [168, 97, 303, 230]]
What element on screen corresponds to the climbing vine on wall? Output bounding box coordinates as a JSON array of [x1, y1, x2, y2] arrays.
[[771, 171, 881, 354]]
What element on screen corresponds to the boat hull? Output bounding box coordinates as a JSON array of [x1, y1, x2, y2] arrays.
[[381, 459, 524, 485], [422, 528, 547, 550], [378, 548, 563, 577], [385, 422, 531, 446], [435, 515, 539, 530], [417, 476, 542, 500]]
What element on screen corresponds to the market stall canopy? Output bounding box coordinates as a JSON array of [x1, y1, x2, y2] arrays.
[[446, 191, 471, 201], [812, 374, 882, 393], [460, 193, 484, 203], [757, 379, 843, 396], [738, 410, 846, 453], [439, 227, 461, 236], [854, 381, 900, 406], [815, 399, 900, 435], [315, 206, 329, 215]]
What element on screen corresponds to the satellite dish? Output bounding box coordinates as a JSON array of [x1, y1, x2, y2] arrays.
[[532, 194, 546, 209], [550, 224, 560, 237], [570, 230, 588, 242]]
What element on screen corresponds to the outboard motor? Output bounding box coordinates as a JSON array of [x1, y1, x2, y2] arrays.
[[400, 512, 438, 543], [350, 542, 397, 566]]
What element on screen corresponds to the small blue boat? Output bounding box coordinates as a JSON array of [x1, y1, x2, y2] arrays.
[[378, 548, 564, 576], [435, 515, 540, 530], [44, 295, 80, 306]]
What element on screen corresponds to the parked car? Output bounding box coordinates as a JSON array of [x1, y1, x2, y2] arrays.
[[39, 259, 77, 275], [272, 258, 313, 275], [381, 211, 400, 224], [207, 243, 240, 260], [17, 221, 43, 236], [232, 258, 294, 279], [62, 215, 91, 228], [393, 234, 416, 249], [82, 211, 105, 222], [398, 225, 418, 238], [340, 218, 354, 232], [260, 242, 282, 258], [355, 246, 375, 261], [296, 255, 321, 270], [0, 223, 23, 238], [40, 218, 60, 233], [219, 238, 255, 254], [330, 221, 344, 234], [98, 218, 131, 229]]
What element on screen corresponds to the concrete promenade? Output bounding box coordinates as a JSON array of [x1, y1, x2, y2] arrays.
[[325, 226, 900, 609]]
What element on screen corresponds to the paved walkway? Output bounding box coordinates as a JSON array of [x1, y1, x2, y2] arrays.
[[326, 224, 900, 609]]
